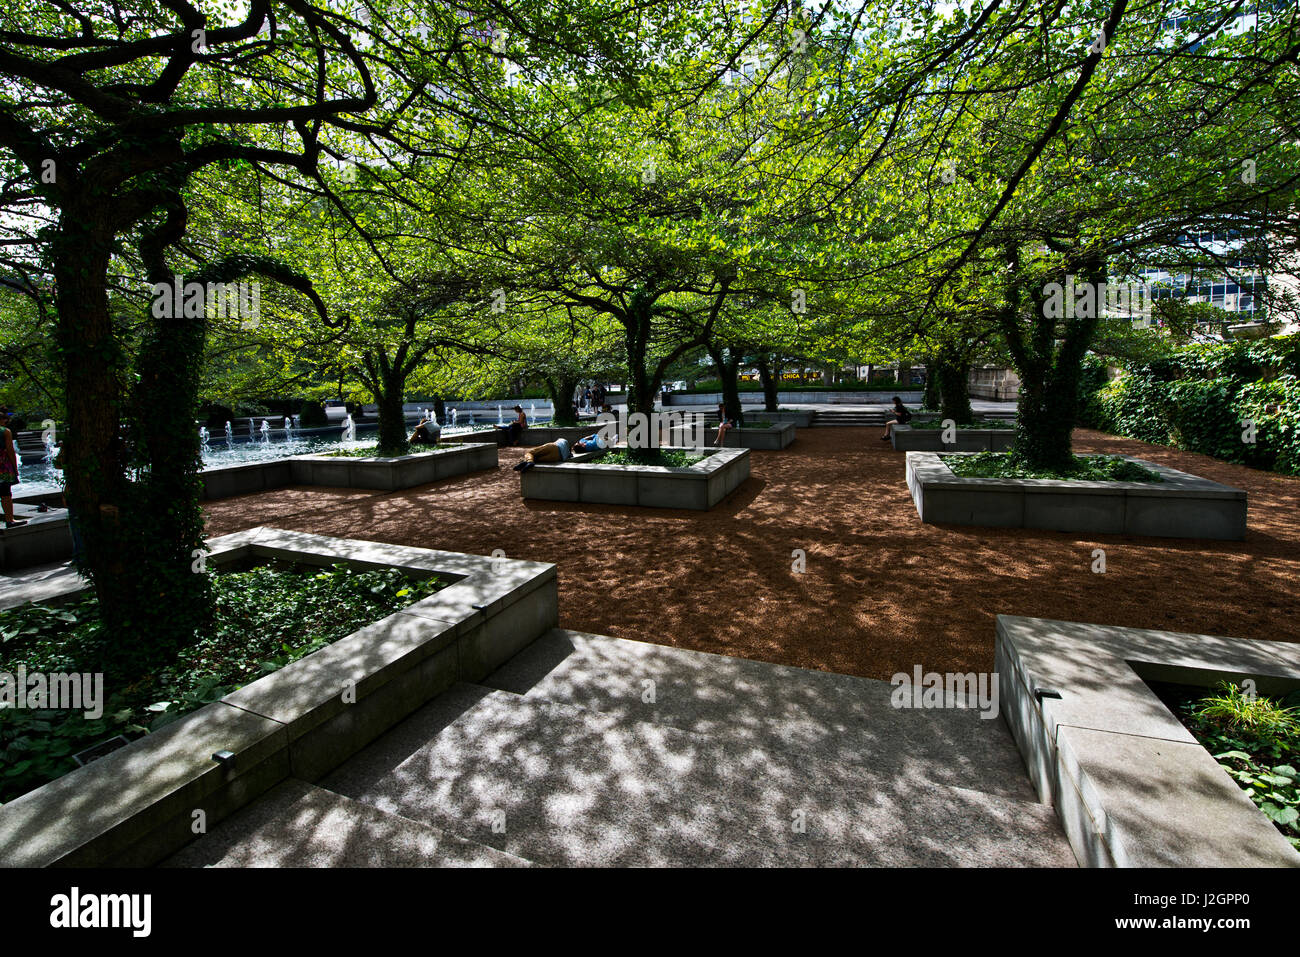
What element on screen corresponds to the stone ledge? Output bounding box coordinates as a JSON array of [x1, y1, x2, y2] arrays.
[[906, 451, 1247, 539], [995, 614, 1300, 868], [201, 443, 498, 499], [668, 422, 795, 450], [0, 527, 557, 867], [890, 424, 1015, 453], [0, 506, 75, 571]]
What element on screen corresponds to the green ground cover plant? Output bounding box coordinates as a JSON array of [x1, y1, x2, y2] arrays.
[[1167, 681, 1300, 852], [601, 449, 706, 467], [909, 418, 1009, 430], [941, 451, 1163, 482], [0, 564, 446, 804]]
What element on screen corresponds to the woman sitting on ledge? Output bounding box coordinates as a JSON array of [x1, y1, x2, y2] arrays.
[[880, 396, 913, 440], [497, 405, 527, 446], [714, 403, 739, 446], [512, 437, 572, 472]]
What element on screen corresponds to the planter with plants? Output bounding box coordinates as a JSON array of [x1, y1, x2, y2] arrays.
[[906, 451, 1247, 539], [520, 446, 749, 510]]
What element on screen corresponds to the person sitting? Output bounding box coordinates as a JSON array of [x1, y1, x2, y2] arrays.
[[512, 437, 572, 471], [497, 405, 527, 446], [881, 396, 913, 440], [409, 418, 440, 445], [714, 403, 738, 446]]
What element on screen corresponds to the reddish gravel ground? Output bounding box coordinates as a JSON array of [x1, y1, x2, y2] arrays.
[[202, 428, 1300, 681]]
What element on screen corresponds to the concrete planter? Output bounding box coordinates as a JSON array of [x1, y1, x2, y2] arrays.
[[0, 507, 74, 571], [667, 422, 796, 450], [905, 452, 1248, 540], [0, 527, 558, 867], [201, 443, 498, 499], [891, 424, 1015, 452], [996, 615, 1300, 867], [521, 447, 750, 510], [664, 390, 923, 406]]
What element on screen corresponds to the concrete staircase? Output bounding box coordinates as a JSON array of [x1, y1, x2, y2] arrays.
[[809, 409, 888, 427], [169, 629, 1076, 867]]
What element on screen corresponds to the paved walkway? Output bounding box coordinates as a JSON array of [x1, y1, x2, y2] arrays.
[[167, 629, 1075, 867]]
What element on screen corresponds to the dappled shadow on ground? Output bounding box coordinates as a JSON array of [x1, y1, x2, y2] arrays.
[[203, 429, 1300, 680]]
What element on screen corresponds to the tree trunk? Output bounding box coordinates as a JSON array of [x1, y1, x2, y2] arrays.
[[374, 376, 410, 456], [922, 359, 941, 410], [547, 374, 579, 425], [119, 303, 213, 675], [709, 344, 745, 426], [1007, 255, 1104, 472], [756, 355, 780, 412], [624, 306, 657, 416], [52, 214, 137, 647], [936, 352, 974, 424], [433, 396, 445, 423]]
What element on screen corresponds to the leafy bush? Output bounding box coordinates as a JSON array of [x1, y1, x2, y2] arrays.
[[0, 563, 446, 804], [298, 400, 328, 428], [1080, 335, 1300, 475]]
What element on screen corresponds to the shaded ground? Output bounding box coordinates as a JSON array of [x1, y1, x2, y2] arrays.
[[202, 429, 1300, 681]]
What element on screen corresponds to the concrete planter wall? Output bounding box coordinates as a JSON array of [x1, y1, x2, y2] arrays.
[[906, 452, 1247, 540], [0, 527, 558, 867], [667, 422, 796, 450], [0, 508, 74, 571], [201, 443, 498, 499], [521, 447, 750, 510], [664, 390, 923, 406], [891, 424, 1015, 453], [996, 615, 1300, 867]]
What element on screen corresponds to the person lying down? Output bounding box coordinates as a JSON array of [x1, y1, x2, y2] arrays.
[[512, 432, 609, 472]]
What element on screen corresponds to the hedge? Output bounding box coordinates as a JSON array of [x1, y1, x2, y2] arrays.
[[1080, 335, 1300, 475]]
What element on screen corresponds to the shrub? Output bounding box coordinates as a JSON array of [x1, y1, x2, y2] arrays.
[[298, 401, 328, 427]]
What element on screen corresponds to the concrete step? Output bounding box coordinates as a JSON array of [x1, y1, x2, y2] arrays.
[[321, 682, 1075, 867], [483, 629, 1037, 802], [163, 778, 532, 868]]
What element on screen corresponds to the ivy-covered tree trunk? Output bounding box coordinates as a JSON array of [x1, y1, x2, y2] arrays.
[[545, 374, 579, 425], [1002, 248, 1105, 472], [709, 344, 746, 426], [756, 354, 781, 412], [122, 306, 212, 675], [922, 358, 941, 410], [936, 352, 974, 425], [623, 300, 657, 417], [374, 381, 409, 456]]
